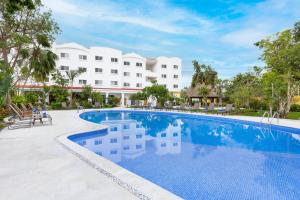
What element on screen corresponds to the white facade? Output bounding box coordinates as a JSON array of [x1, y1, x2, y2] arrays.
[[24, 42, 182, 106]]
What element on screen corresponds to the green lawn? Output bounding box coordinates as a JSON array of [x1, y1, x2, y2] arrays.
[[287, 112, 300, 120], [232, 111, 300, 120]]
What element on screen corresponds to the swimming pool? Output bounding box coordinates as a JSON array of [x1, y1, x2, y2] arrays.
[[69, 110, 300, 200]]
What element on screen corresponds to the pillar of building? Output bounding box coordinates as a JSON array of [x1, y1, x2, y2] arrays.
[[105, 92, 109, 104], [121, 93, 125, 107]]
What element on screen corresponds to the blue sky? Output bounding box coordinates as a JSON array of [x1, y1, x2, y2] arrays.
[[43, 0, 300, 88]]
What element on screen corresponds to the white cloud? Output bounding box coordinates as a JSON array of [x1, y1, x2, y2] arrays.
[[219, 0, 300, 48], [43, 0, 88, 17], [43, 0, 214, 35], [221, 29, 268, 48]]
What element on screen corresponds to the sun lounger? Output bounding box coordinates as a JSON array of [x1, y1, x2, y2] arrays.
[[11, 103, 32, 117], [218, 104, 233, 115], [203, 103, 215, 113]]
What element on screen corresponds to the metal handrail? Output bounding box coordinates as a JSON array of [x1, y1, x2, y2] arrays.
[[260, 111, 270, 123], [270, 112, 280, 124]]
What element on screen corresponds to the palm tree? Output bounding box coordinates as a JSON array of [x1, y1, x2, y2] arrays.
[[65, 68, 85, 102]]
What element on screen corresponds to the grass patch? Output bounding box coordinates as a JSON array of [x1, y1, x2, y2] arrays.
[[287, 112, 300, 120]]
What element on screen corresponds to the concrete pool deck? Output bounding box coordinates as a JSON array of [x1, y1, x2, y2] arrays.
[[1, 108, 300, 200]]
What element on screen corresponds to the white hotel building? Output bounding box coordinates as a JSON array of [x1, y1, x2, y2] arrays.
[[24, 42, 182, 106]]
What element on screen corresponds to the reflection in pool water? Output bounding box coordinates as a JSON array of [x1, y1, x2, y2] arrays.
[[69, 111, 300, 200]]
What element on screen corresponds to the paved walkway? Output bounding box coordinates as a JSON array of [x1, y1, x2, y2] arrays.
[[0, 110, 138, 200], [0, 109, 299, 200]]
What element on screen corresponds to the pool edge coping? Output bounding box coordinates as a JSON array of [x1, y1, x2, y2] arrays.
[[56, 108, 300, 200], [55, 109, 183, 200]]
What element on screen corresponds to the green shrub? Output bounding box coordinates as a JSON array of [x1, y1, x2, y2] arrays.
[[249, 99, 267, 111], [51, 102, 62, 109], [12, 95, 26, 105], [108, 96, 120, 107], [91, 92, 104, 104], [290, 104, 300, 112], [82, 101, 92, 108], [50, 86, 68, 103], [24, 92, 40, 104]]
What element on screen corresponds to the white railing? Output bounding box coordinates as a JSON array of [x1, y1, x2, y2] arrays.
[[260, 111, 270, 123], [269, 112, 280, 124]]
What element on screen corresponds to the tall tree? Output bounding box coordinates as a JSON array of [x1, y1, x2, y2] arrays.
[[0, 0, 59, 99], [255, 21, 300, 116], [191, 60, 218, 87]]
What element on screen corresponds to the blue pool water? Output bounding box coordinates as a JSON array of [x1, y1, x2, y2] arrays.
[[69, 110, 300, 200]]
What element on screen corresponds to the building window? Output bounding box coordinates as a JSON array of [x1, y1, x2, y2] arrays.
[[136, 62, 142, 67], [136, 73, 142, 78], [124, 72, 130, 76], [161, 64, 167, 69], [173, 75, 178, 79], [111, 69, 118, 74], [161, 143, 166, 147], [173, 142, 178, 147], [110, 127, 118, 131], [94, 139, 102, 145], [60, 65, 69, 70], [123, 135, 130, 140], [95, 68, 103, 73], [110, 150, 118, 155], [78, 67, 87, 72], [136, 83, 142, 88], [161, 133, 166, 137], [96, 152, 102, 156], [123, 82, 130, 87], [136, 124, 142, 128], [110, 138, 118, 143], [95, 80, 103, 85], [111, 57, 118, 62], [123, 124, 130, 129], [161, 74, 167, 78], [173, 84, 178, 88], [123, 146, 130, 150], [136, 144, 142, 149], [162, 84, 167, 88], [95, 56, 102, 61], [173, 132, 178, 137], [79, 80, 87, 85], [111, 81, 118, 86], [136, 134, 142, 139], [60, 53, 69, 58], [173, 65, 178, 69], [124, 61, 130, 66], [79, 55, 87, 60]]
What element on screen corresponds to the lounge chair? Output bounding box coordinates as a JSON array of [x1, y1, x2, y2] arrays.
[[8, 104, 32, 129], [203, 103, 215, 113], [11, 103, 32, 117], [20, 103, 31, 112], [218, 104, 233, 115]]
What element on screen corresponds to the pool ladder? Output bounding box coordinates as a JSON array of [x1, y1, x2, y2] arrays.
[[260, 111, 279, 124]]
